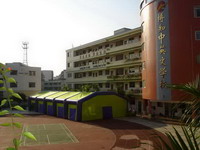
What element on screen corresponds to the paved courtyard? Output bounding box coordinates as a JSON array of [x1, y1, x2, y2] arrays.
[[118, 117, 185, 137], [0, 115, 169, 150]]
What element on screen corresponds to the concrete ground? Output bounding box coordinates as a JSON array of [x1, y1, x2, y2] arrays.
[[0, 115, 168, 150], [118, 117, 185, 136]]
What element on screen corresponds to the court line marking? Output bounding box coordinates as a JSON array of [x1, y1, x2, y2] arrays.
[[24, 125, 27, 146], [46, 134, 50, 144], [59, 124, 74, 142], [21, 123, 78, 145], [43, 124, 46, 130], [62, 124, 79, 143], [20, 125, 25, 146]]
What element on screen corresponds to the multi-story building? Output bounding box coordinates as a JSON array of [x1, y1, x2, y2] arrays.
[[42, 70, 53, 82], [53, 70, 67, 80], [65, 1, 200, 117], [42, 70, 67, 91], [65, 27, 143, 110], [42, 80, 63, 91], [2, 62, 41, 97], [140, 0, 200, 117]]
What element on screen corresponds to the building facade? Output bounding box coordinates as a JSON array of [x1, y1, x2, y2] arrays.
[[65, 28, 142, 108], [3, 63, 41, 97], [42, 70, 53, 82], [42, 70, 67, 91], [65, 0, 200, 117], [140, 0, 200, 117]]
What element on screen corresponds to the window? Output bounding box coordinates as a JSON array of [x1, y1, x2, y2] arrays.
[[105, 83, 110, 88], [116, 54, 123, 61], [88, 72, 92, 76], [29, 71, 36, 76], [67, 63, 70, 68], [82, 72, 86, 77], [195, 31, 200, 40], [99, 83, 103, 88], [75, 73, 82, 78], [115, 40, 123, 46], [10, 70, 17, 75], [67, 52, 70, 57], [29, 82, 35, 88], [129, 82, 135, 88], [116, 68, 124, 75], [10, 83, 17, 88], [68, 73, 72, 78], [194, 6, 200, 18], [99, 71, 103, 76], [105, 70, 109, 75]]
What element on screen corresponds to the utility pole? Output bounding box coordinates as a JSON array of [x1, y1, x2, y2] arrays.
[[22, 42, 29, 65]]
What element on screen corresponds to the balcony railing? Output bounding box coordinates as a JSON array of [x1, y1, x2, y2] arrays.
[[69, 41, 141, 61], [106, 41, 141, 54], [79, 63, 107, 70], [107, 73, 142, 81]]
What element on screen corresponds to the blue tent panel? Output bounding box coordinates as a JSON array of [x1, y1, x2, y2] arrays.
[[47, 105, 54, 116], [57, 107, 64, 118]]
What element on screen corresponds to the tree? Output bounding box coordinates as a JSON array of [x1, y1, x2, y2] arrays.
[[168, 76, 200, 127], [81, 84, 100, 92], [61, 85, 71, 91], [158, 77, 200, 150]]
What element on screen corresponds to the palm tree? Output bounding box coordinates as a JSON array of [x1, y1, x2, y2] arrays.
[[158, 77, 200, 150], [168, 76, 200, 127]]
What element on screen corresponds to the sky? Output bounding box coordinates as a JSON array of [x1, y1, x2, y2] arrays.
[[0, 0, 141, 76]]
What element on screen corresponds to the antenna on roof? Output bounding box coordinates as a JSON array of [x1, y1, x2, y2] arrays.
[[22, 42, 29, 65]]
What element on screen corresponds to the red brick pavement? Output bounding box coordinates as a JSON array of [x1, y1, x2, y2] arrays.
[[0, 115, 168, 150]]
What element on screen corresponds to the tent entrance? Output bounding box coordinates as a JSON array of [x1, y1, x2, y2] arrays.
[[69, 108, 76, 121], [102, 106, 113, 119]]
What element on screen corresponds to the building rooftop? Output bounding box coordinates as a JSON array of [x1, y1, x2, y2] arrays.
[[66, 27, 141, 52]]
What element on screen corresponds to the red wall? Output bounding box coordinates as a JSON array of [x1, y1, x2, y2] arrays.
[[168, 0, 200, 100], [141, 0, 200, 101]]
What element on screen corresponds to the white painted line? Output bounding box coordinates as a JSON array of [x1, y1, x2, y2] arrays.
[[46, 134, 50, 144], [59, 124, 72, 142], [62, 124, 79, 143], [24, 126, 27, 146], [20, 125, 25, 146], [43, 124, 46, 130]]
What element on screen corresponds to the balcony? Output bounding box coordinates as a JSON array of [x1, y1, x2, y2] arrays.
[[107, 58, 141, 69], [107, 73, 142, 81], [126, 88, 142, 96], [68, 75, 108, 83], [106, 40, 141, 54], [75, 50, 107, 61], [67, 41, 141, 62], [77, 63, 107, 71]]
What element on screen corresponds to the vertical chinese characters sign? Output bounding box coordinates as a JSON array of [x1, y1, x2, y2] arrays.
[[156, 0, 171, 100]]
